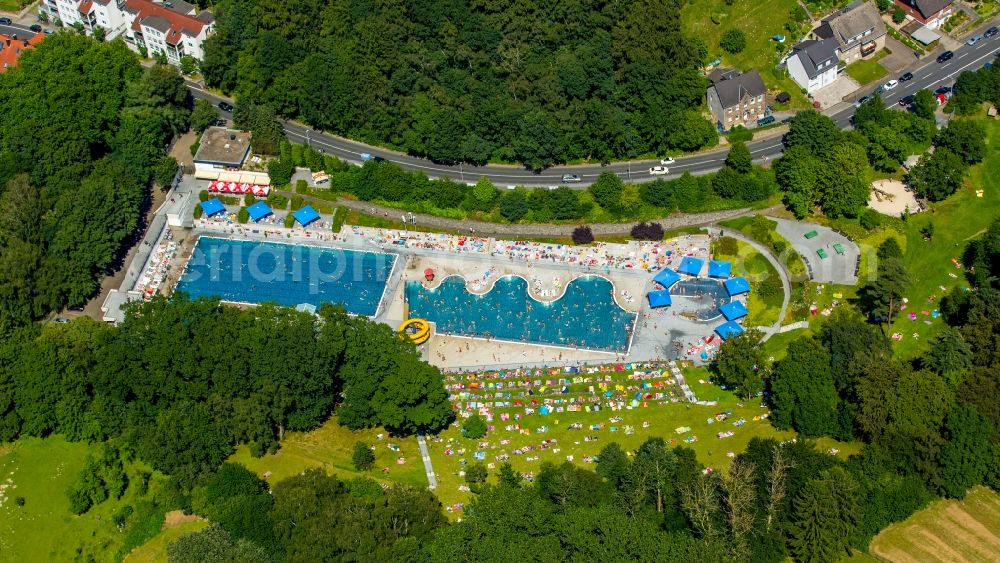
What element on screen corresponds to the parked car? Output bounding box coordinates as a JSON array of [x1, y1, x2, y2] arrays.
[[217, 101, 234, 112], [936, 50, 954, 63], [898, 94, 915, 107], [0, 17, 12, 24], [43, 29, 54, 35], [659, 157, 676, 165], [966, 34, 983, 46], [29, 23, 42, 32], [54, 317, 69, 324], [934, 85, 952, 96], [882, 79, 898, 91], [985, 26, 999, 38], [756, 115, 776, 127], [899, 72, 914, 82], [213, 118, 227, 127], [648, 166, 669, 176], [561, 174, 581, 183]]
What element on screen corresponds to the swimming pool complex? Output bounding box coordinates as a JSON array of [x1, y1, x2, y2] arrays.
[[176, 237, 396, 316], [405, 275, 636, 352]]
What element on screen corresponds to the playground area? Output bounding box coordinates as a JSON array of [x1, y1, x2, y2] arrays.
[[869, 179, 923, 217]]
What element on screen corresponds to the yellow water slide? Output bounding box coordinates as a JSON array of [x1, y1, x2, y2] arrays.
[[399, 318, 432, 345]]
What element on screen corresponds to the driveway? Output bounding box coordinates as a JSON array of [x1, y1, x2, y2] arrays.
[[812, 75, 861, 109], [770, 217, 859, 285], [880, 36, 920, 75]]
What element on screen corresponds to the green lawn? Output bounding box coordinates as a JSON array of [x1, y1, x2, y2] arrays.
[[868, 486, 1000, 562], [844, 51, 889, 85], [0, 0, 27, 12], [0, 437, 171, 562], [427, 363, 858, 511], [884, 118, 1000, 358], [123, 519, 208, 563], [682, 0, 811, 109], [228, 419, 427, 489], [712, 238, 782, 326]]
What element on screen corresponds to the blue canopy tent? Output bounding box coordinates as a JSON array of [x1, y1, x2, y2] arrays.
[[647, 290, 672, 308], [200, 198, 226, 217], [293, 205, 321, 227], [677, 256, 704, 276], [724, 276, 751, 296], [715, 321, 745, 340], [708, 260, 732, 279], [652, 267, 680, 289], [719, 300, 748, 321], [247, 201, 273, 222]]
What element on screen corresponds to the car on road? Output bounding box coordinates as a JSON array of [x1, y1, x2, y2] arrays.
[[967, 34, 983, 46], [213, 118, 227, 127], [562, 174, 581, 183], [54, 317, 69, 324], [360, 153, 373, 161], [0, 17, 11, 24], [898, 94, 914, 107], [659, 157, 676, 165], [899, 72, 914, 82], [648, 166, 669, 176], [217, 101, 234, 112], [936, 50, 954, 63], [854, 95, 871, 107], [985, 26, 998, 39], [882, 79, 898, 91], [29, 24, 42, 32]]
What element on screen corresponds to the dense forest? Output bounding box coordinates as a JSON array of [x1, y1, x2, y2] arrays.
[[0, 35, 185, 329], [201, 0, 715, 168], [0, 298, 454, 486]]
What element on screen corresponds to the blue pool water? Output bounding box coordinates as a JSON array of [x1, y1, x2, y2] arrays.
[[176, 237, 396, 316], [405, 275, 636, 352], [671, 278, 731, 321]]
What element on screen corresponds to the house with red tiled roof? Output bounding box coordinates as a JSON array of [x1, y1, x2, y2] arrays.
[[0, 31, 44, 73], [40, 0, 213, 65], [894, 0, 954, 30]]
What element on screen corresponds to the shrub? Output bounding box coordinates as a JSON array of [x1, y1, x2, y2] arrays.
[[461, 414, 488, 439], [193, 205, 203, 219], [572, 225, 594, 244], [352, 442, 375, 471], [465, 462, 488, 494], [243, 193, 255, 206], [15, 496, 25, 507], [720, 29, 746, 54], [715, 236, 739, 256], [859, 208, 882, 230], [727, 125, 753, 143], [198, 190, 210, 202], [267, 193, 288, 209], [630, 222, 665, 241], [296, 179, 308, 193], [290, 195, 304, 211], [499, 189, 528, 222], [237, 207, 249, 224], [283, 214, 296, 228], [892, 7, 906, 23]]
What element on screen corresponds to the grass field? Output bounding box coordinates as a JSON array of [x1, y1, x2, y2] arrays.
[[228, 419, 426, 489], [868, 486, 1000, 563], [883, 118, 1000, 358], [845, 51, 889, 85], [682, 0, 810, 109], [0, 437, 172, 562], [425, 362, 859, 511], [123, 518, 207, 563]]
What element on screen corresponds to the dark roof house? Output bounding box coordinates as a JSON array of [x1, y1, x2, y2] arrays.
[[790, 38, 839, 79]]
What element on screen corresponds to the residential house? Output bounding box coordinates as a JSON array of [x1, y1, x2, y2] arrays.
[[0, 31, 44, 72], [787, 38, 840, 94], [706, 69, 768, 131], [40, 0, 213, 64], [124, 0, 214, 63], [893, 0, 954, 29], [811, 1, 886, 64]]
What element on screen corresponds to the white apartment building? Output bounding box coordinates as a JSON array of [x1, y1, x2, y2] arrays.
[[40, 0, 213, 63]]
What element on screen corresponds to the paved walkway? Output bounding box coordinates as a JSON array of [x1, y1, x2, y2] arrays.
[[279, 189, 776, 238], [415, 434, 437, 490]]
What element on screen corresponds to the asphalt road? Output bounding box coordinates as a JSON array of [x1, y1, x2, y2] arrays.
[[185, 21, 1000, 188]]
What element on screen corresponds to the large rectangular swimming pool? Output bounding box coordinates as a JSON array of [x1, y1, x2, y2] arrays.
[[176, 237, 397, 316]]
